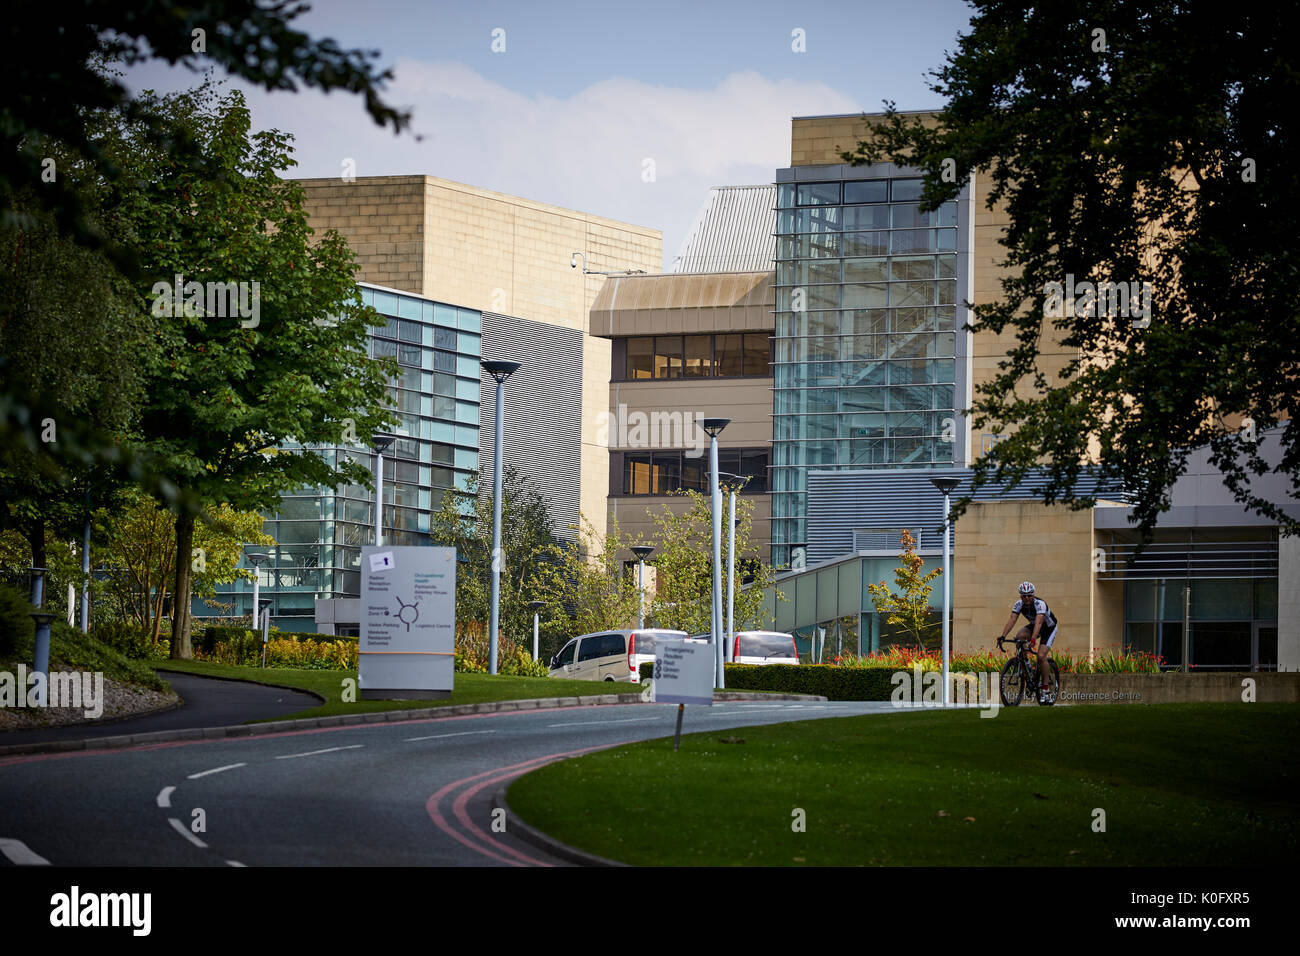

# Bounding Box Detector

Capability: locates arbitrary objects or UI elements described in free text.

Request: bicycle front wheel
[1000,658,1025,707]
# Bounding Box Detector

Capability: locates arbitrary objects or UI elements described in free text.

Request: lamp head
[631,545,655,561]
[246,551,269,567]
[481,359,521,382]
[372,432,397,454]
[701,417,731,438]
[930,476,961,495]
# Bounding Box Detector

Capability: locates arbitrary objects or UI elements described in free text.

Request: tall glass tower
[770,169,970,567]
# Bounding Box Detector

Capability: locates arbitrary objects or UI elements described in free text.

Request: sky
[124,0,976,271]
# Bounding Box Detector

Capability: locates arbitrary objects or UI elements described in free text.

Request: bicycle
[996,635,1061,706]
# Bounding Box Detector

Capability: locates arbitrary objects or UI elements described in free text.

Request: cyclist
[998,581,1059,703]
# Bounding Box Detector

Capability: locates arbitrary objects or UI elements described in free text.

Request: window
[684,335,713,377]
[797,182,841,205]
[621,450,769,495]
[654,336,683,379]
[716,334,744,377]
[626,337,653,379]
[743,333,769,376]
[843,180,888,204]
[433,326,457,350]
[622,333,769,380]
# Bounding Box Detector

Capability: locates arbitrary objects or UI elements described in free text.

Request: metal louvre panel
[806,468,1125,565]
[479,313,583,540]
[672,185,777,273]
[1098,543,1279,580]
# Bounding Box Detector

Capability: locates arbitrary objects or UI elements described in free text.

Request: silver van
[549,628,689,682]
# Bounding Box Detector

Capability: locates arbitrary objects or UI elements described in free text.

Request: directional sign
[652,642,714,707]
[360,546,456,699]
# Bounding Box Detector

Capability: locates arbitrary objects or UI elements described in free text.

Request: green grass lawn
[155,659,641,721]
[506,703,1300,866]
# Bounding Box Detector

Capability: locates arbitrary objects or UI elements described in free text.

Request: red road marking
[426,744,625,867]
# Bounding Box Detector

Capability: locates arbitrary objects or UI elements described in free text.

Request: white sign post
[360,546,456,699]
[652,642,714,751]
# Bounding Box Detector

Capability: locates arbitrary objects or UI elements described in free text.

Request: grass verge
[506,703,1300,866]
[155,659,641,721]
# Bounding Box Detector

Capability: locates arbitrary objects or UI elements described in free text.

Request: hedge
[194,627,358,655]
[638,661,996,701]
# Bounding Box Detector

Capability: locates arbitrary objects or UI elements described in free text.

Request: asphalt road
[0,671,321,748]
[0,699,895,867]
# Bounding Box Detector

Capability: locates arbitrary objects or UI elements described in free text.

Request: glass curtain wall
[771,176,960,566]
[207,285,483,630]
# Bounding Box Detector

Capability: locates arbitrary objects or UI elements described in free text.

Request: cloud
[221,61,860,269]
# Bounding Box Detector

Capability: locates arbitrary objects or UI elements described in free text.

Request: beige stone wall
[298,174,663,548]
[953,500,1097,657]
[298,176,429,293]
[790,112,940,167]
[299,175,661,326]
[791,115,875,168]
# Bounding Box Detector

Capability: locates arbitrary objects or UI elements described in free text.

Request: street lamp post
[717,473,751,664]
[372,433,396,547]
[528,600,545,662]
[246,551,268,646]
[259,598,273,669]
[29,611,56,706]
[630,545,655,630]
[930,477,961,706]
[702,418,730,688]
[482,359,521,675]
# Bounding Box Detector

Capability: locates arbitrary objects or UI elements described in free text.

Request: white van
[731,630,800,665]
[549,629,689,683]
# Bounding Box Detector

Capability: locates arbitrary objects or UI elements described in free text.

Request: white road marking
[0,838,50,866]
[547,717,661,727]
[275,745,363,760]
[404,730,497,742]
[226,860,246,868]
[168,817,208,849]
[187,763,246,780]
[156,786,176,808]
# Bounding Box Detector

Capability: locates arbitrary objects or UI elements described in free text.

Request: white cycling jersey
[1012,596,1059,643]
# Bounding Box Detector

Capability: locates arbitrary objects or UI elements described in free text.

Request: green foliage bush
[50,622,169,691]
[0,583,36,659]
[94,620,170,661]
[196,633,358,670]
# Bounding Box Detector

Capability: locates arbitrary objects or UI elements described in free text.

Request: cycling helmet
[1018,581,1036,595]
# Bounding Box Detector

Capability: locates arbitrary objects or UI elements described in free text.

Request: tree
[531,515,642,652]
[841,3,1300,540]
[0,182,151,590]
[2,2,411,480]
[97,494,274,642]
[867,530,942,653]
[647,489,780,636]
[429,466,558,652]
[92,82,395,658]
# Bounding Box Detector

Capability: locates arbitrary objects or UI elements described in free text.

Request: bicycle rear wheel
[999,659,1025,707]
[1041,660,1061,706]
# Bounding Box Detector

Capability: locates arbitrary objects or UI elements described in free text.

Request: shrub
[195,633,358,670]
[0,583,36,659]
[454,626,546,675]
[94,620,166,660]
